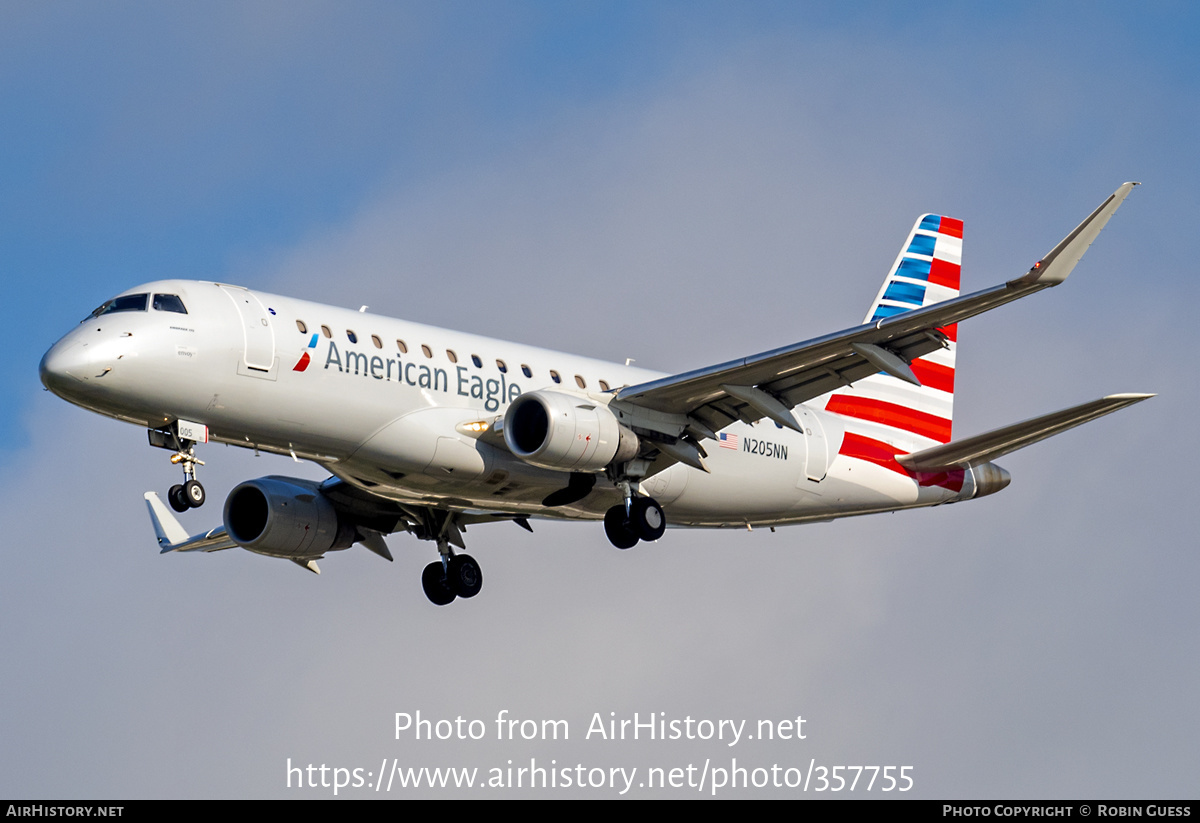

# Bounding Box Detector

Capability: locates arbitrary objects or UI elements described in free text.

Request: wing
[614,183,1139,436]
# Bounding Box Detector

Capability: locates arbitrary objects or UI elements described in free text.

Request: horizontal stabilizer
[144,492,237,553]
[896,393,1154,471]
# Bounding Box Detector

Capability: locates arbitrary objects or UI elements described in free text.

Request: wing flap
[896,393,1154,471]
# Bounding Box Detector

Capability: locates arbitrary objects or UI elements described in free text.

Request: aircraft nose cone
[39,338,91,397]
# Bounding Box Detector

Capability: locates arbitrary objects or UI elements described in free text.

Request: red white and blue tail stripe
[822,214,963,485]
[863,214,963,326]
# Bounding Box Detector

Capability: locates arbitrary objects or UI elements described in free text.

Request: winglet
[145,491,190,550]
[1009,182,1139,288]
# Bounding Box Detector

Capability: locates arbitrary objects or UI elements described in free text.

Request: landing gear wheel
[447,554,483,598]
[630,497,665,541]
[604,505,639,549]
[421,561,457,606]
[168,484,189,513]
[183,479,206,508]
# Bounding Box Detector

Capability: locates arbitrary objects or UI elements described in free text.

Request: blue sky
[2,2,1198,798]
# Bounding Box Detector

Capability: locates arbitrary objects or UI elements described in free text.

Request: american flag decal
[718,432,739,450]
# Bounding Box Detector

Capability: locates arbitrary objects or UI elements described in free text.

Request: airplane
[39,182,1152,605]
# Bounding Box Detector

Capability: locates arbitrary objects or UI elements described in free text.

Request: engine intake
[502,391,638,472]
[223,476,355,559]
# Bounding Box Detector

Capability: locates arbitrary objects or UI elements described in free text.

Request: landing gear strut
[148,425,207,513]
[411,509,484,605]
[167,445,206,512]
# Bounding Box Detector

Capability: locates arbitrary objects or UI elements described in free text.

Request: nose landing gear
[166,446,206,512]
[148,423,208,513]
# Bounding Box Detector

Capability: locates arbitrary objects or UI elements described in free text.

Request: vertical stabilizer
[824,214,961,454]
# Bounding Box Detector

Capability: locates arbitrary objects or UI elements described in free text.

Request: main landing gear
[422,553,483,606]
[604,495,665,549]
[408,509,484,606]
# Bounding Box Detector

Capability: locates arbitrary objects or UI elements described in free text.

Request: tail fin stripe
[837,432,965,491]
[934,233,963,261]
[871,304,911,319]
[882,281,927,304]
[937,216,964,237]
[910,359,955,394]
[896,258,933,280]
[826,395,953,443]
[907,234,939,256]
[846,378,953,419]
[928,258,960,289]
[839,431,910,476]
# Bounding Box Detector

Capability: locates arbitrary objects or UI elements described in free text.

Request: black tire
[421,561,456,606]
[168,484,189,513]
[604,505,639,549]
[184,479,206,508]
[447,554,483,598]
[630,497,666,542]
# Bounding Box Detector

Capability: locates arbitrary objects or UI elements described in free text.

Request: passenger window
[575,375,586,389]
[397,339,408,354]
[421,345,433,358]
[521,364,532,378]
[346,330,358,344]
[296,320,307,333]
[599,380,611,392]
[496,359,507,373]
[152,294,187,314]
[321,325,332,339]
[446,349,458,364]
[550,370,561,384]
[471,354,482,368]
[371,334,382,349]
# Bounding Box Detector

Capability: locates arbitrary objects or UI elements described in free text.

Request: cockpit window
[152,294,187,314]
[89,293,148,319]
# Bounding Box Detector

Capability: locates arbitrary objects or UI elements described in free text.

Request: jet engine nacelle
[223,476,356,559]
[502,390,639,472]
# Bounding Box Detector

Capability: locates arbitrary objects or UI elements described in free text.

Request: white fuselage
[41,279,974,529]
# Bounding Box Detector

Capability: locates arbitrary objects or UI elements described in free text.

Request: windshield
[88,293,149,319]
[152,294,187,314]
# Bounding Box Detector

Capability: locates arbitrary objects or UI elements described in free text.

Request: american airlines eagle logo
[293,334,319,372]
